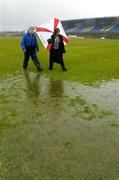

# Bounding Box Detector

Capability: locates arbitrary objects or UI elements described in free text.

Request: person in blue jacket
[21,27,43,71]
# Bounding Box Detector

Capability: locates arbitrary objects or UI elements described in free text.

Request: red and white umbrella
[35,18,68,50]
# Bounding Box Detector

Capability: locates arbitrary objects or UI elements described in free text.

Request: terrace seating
[63,25,73,32]
[100,24,114,32]
[110,24,119,32]
[82,26,95,32]
[73,25,86,32]
[91,25,102,32]
[62,17,119,36]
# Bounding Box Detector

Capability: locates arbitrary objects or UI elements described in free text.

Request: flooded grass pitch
[0,37,119,179]
[0,71,119,179]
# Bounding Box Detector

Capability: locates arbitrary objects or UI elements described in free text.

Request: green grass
[0,36,119,83]
[0,36,119,179]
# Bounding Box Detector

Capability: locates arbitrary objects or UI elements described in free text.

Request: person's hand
[47,38,51,44]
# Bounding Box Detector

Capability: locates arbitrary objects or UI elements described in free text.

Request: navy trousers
[23,47,41,70]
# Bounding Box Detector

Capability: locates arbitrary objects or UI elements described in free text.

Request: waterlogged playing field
[0,37,119,179]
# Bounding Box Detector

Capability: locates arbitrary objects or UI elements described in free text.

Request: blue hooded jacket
[21,32,39,51]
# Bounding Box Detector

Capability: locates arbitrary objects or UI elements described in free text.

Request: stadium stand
[91,25,103,32]
[62,17,119,39]
[110,24,119,32]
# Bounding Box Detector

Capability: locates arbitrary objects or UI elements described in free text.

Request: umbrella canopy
[35,18,68,50]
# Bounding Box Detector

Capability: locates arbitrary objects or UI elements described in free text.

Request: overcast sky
[0,0,119,31]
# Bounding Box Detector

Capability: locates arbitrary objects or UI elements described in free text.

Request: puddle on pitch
[0,71,119,122]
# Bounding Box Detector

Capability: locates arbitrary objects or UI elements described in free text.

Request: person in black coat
[47,28,67,71]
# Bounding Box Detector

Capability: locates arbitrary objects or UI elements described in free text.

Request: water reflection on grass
[0,73,119,179]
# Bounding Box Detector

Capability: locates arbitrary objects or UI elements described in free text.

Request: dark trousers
[23,48,41,70]
[49,49,66,70]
